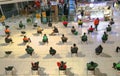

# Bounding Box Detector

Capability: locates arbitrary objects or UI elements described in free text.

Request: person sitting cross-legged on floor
[23,36,31,43]
[95,45,103,55]
[49,47,56,56]
[31,61,39,70]
[88,25,94,34]
[87,61,98,71]
[71,26,76,34]
[57,61,67,71]
[4,27,10,35]
[113,62,120,70]
[19,21,25,29]
[106,24,111,32]
[25,45,34,56]
[42,34,48,43]
[71,44,78,56]
[48,21,52,27]
[109,18,114,25]
[50,26,59,35]
[81,33,88,43]
[116,46,120,53]
[102,32,108,43]
[78,19,83,27]
[61,34,68,43]
[33,23,38,28]
[5,35,14,43]
[37,26,43,35]
[71,26,78,35]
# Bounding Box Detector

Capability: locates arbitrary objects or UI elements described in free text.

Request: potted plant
[63,21,68,27]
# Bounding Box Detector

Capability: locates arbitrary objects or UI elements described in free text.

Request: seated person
[87,61,98,71]
[81,33,88,42]
[113,62,120,70]
[4,27,10,35]
[106,25,111,32]
[37,26,43,34]
[2,22,6,26]
[42,34,48,43]
[61,34,68,43]
[23,36,31,43]
[19,21,25,29]
[57,61,67,70]
[78,19,83,27]
[88,25,94,34]
[49,47,56,56]
[95,45,103,55]
[63,21,68,27]
[31,61,39,70]
[109,18,114,25]
[71,26,76,34]
[25,45,34,55]
[116,46,120,53]
[5,66,14,71]
[5,35,13,43]
[33,23,38,27]
[48,21,52,27]
[102,32,108,43]
[50,26,59,35]
[71,44,78,54]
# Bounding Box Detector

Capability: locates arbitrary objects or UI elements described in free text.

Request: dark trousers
[95,25,98,31]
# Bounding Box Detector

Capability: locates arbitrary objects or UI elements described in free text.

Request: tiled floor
[0,8,120,76]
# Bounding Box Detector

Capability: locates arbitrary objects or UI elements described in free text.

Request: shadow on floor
[0,43,9,46]
[19,53,39,58]
[16,28,21,30]
[39,67,49,76]
[110,31,117,35]
[100,52,111,58]
[67,32,81,36]
[66,26,72,28]
[3,53,15,58]
[31,53,40,58]
[17,42,26,46]
[43,54,62,59]
[81,25,89,28]
[32,33,40,36]
[66,52,85,57]
[95,68,107,76]
[105,40,115,44]
[91,32,98,35]
[78,41,94,44]
[56,41,73,45]
[19,53,30,58]
[66,68,79,76]
[39,41,46,45]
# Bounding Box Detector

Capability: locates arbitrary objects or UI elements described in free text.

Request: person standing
[94,18,99,31]
[81,9,84,19]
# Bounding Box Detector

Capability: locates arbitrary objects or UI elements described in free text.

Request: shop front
[76,2,113,21]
